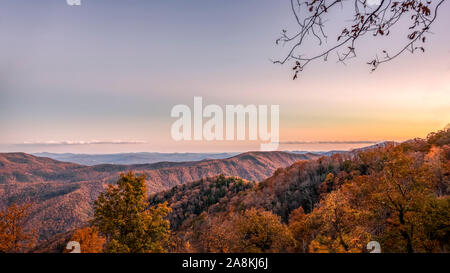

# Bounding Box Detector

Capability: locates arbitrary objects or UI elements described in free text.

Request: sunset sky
[0,0,449,153]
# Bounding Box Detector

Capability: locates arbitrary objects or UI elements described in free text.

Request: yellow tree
[92,172,172,253]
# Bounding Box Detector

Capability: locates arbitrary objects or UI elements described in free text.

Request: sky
[0,0,449,153]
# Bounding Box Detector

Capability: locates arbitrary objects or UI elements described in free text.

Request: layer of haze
[0,0,449,153]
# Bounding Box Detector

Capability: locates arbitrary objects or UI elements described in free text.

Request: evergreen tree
[92,172,171,253]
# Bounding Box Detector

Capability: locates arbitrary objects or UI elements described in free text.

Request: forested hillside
[151,127,450,253]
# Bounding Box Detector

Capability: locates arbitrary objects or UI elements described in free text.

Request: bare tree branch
[274,0,446,79]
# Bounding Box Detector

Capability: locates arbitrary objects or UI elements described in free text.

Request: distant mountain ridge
[33,152,239,166]
[0,151,318,241]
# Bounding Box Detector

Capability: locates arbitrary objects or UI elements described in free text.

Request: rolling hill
[0,151,318,241]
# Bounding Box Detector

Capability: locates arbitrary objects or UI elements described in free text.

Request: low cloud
[16,140,146,146]
[279,140,379,145]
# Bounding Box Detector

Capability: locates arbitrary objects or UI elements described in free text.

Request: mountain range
[32,152,239,166]
[0,151,318,241]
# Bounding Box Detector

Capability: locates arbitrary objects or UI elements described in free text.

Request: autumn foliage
[153,126,450,253]
[287,128,450,253]
[0,203,36,253]
[65,227,105,253]
[187,208,295,253]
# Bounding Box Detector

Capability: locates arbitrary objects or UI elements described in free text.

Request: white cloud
[279,141,379,145]
[16,140,146,146]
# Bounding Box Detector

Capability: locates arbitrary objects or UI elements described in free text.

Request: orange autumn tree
[288,207,314,253]
[194,208,295,253]
[289,186,372,253]
[0,203,36,253]
[65,227,105,253]
[231,208,295,253]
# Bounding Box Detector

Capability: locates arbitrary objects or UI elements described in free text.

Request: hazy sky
[0,0,449,153]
